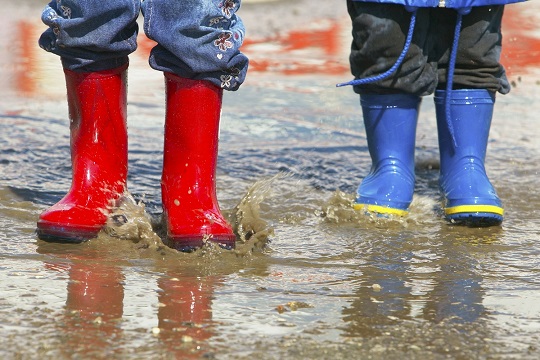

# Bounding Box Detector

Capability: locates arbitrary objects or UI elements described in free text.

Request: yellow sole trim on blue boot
[353,203,409,217]
[445,205,504,216]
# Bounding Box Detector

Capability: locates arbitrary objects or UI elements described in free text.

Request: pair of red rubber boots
[37,65,236,251]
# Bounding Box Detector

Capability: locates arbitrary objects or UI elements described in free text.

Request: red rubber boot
[37,65,128,242]
[162,73,236,252]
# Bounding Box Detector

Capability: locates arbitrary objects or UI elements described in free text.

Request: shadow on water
[1,0,540,359]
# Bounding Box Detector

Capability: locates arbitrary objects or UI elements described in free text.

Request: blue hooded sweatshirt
[352,0,526,7]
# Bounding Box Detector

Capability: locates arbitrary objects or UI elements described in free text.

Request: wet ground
[1,0,540,359]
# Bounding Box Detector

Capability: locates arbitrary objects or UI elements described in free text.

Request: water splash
[99,174,279,257]
[228,174,282,256]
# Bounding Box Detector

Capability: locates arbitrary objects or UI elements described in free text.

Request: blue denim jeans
[39,0,248,90]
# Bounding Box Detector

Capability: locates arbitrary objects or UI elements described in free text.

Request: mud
[1,0,540,359]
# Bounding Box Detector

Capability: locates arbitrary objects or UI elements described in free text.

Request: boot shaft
[163,73,223,183]
[360,93,420,171]
[161,73,234,249]
[355,93,421,213]
[433,89,503,225]
[434,89,495,169]
[37,65,130,242]
[64,65,129,191]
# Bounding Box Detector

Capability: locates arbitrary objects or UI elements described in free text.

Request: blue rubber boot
[434,89,504,226]
[354,93,421,216]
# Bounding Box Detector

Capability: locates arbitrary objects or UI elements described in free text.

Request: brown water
[1,1,540,359]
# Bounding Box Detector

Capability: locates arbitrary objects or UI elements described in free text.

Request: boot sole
[36,221,102,243]
[445,205,504,227]
[164,234,236,253]
[353,203,409,217]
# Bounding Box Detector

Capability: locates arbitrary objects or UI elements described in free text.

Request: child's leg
[433,6,507,226]
[141,0,248,90]
[39,0,140,72]
[37,1,140,241]
[141,0,249,250]
[37,65,129,242]
[347,1,435,215]
[434,90,503,226]
[161,73,236,252]
[347,1,437,96]
[432,6,509,95]
[355,93,420,216]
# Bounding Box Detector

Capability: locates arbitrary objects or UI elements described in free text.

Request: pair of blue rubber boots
[355,89,504,226]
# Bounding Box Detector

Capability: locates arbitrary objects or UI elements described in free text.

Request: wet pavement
[1,0,540,359]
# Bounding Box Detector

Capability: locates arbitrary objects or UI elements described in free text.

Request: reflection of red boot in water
[162,73,236,252]
[157,275,215,357]
[49,261,124,356]
[37,65,128,242]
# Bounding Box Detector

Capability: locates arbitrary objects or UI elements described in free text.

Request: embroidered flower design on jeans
[209,16,225,27]
[220,75,233,88]
[60,5,71,18]
[214,32,233,51]
[219,0,236,18]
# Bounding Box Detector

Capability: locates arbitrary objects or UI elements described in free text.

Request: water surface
[1,1,540,359]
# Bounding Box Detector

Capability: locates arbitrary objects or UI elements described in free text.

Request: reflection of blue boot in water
[434,89,504,226]
[354,93,420,216]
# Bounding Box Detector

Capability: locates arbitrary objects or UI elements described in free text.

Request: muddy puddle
[1,0,540,359]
